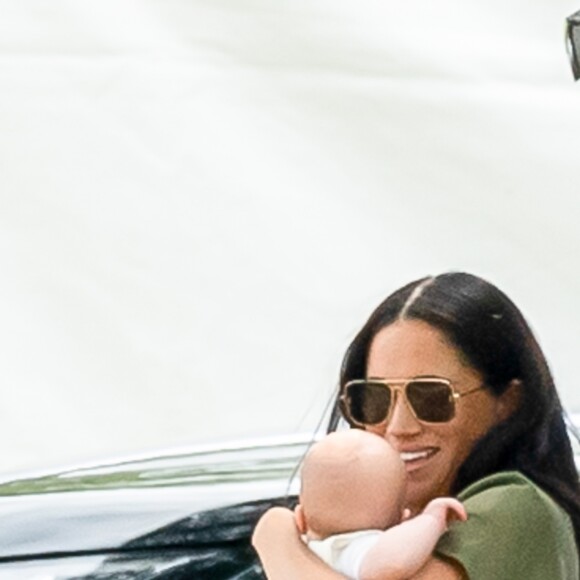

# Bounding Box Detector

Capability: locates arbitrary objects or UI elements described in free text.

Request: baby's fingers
[444,498,467,522]
[425,497,467,524]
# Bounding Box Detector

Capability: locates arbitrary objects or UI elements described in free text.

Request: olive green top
[436,471,579,579]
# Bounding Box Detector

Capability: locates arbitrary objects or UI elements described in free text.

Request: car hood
[0,436,307,559]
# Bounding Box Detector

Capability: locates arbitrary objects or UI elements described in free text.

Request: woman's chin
[405,465,453,512]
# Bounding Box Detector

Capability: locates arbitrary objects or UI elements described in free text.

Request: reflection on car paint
[0,436,308,578]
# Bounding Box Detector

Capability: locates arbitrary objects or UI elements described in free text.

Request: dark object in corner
[566,10,580,80]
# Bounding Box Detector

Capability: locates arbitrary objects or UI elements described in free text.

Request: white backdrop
[1,0,580,474]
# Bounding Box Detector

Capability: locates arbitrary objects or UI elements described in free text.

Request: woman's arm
[252,507,346,580]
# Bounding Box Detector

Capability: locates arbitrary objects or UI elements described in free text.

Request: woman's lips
[399,447,439,472]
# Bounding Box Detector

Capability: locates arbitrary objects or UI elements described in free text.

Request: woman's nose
[385,391,422,437]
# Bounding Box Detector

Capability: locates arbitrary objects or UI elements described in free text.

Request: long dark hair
[328,272,580,548]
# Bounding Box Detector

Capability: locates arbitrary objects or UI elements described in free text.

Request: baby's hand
[422,497,467,529]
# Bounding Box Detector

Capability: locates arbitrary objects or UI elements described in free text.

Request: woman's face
[365,319,509,513]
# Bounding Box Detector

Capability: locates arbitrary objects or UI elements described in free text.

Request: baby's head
[295,430,406,540]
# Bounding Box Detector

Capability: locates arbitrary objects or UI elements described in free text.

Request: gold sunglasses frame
[340,377,485,426]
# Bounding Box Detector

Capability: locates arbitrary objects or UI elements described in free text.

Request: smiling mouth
[399,448,438,468]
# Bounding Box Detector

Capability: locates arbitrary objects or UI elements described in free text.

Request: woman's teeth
[400,450,433,462]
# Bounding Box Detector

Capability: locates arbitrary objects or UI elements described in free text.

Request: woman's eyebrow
[365,374,450,380]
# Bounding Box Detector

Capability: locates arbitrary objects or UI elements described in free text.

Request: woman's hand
[252,507,346,580]
[252,506,300,554]
[252,507,304,579]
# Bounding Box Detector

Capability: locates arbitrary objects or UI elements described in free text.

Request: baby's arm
[358,498,466,580]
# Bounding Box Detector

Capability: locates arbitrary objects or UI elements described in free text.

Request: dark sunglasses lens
[407,381,454,422]
[346,382,391,425]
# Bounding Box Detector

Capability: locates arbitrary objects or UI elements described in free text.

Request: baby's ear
[294,504,307,534]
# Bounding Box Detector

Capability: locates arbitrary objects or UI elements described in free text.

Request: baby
[294,430,466,580]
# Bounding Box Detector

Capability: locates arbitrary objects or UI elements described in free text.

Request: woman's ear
[498,378,522,422]
[294,504,307,534]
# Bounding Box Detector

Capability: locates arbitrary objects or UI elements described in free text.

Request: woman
[253,272,580,579]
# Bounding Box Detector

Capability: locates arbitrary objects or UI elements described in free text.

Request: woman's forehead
[366,320,475,379]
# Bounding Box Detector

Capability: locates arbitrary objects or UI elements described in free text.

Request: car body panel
[0,436,307,569]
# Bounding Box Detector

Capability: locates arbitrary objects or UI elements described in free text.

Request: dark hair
[328,272,580,548]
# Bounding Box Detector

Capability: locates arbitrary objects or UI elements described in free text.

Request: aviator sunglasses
[340,377,485,426]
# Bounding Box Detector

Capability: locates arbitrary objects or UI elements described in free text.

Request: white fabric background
[1,0,579,473]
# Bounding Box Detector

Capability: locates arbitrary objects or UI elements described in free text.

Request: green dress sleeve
[435,471,578,580]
